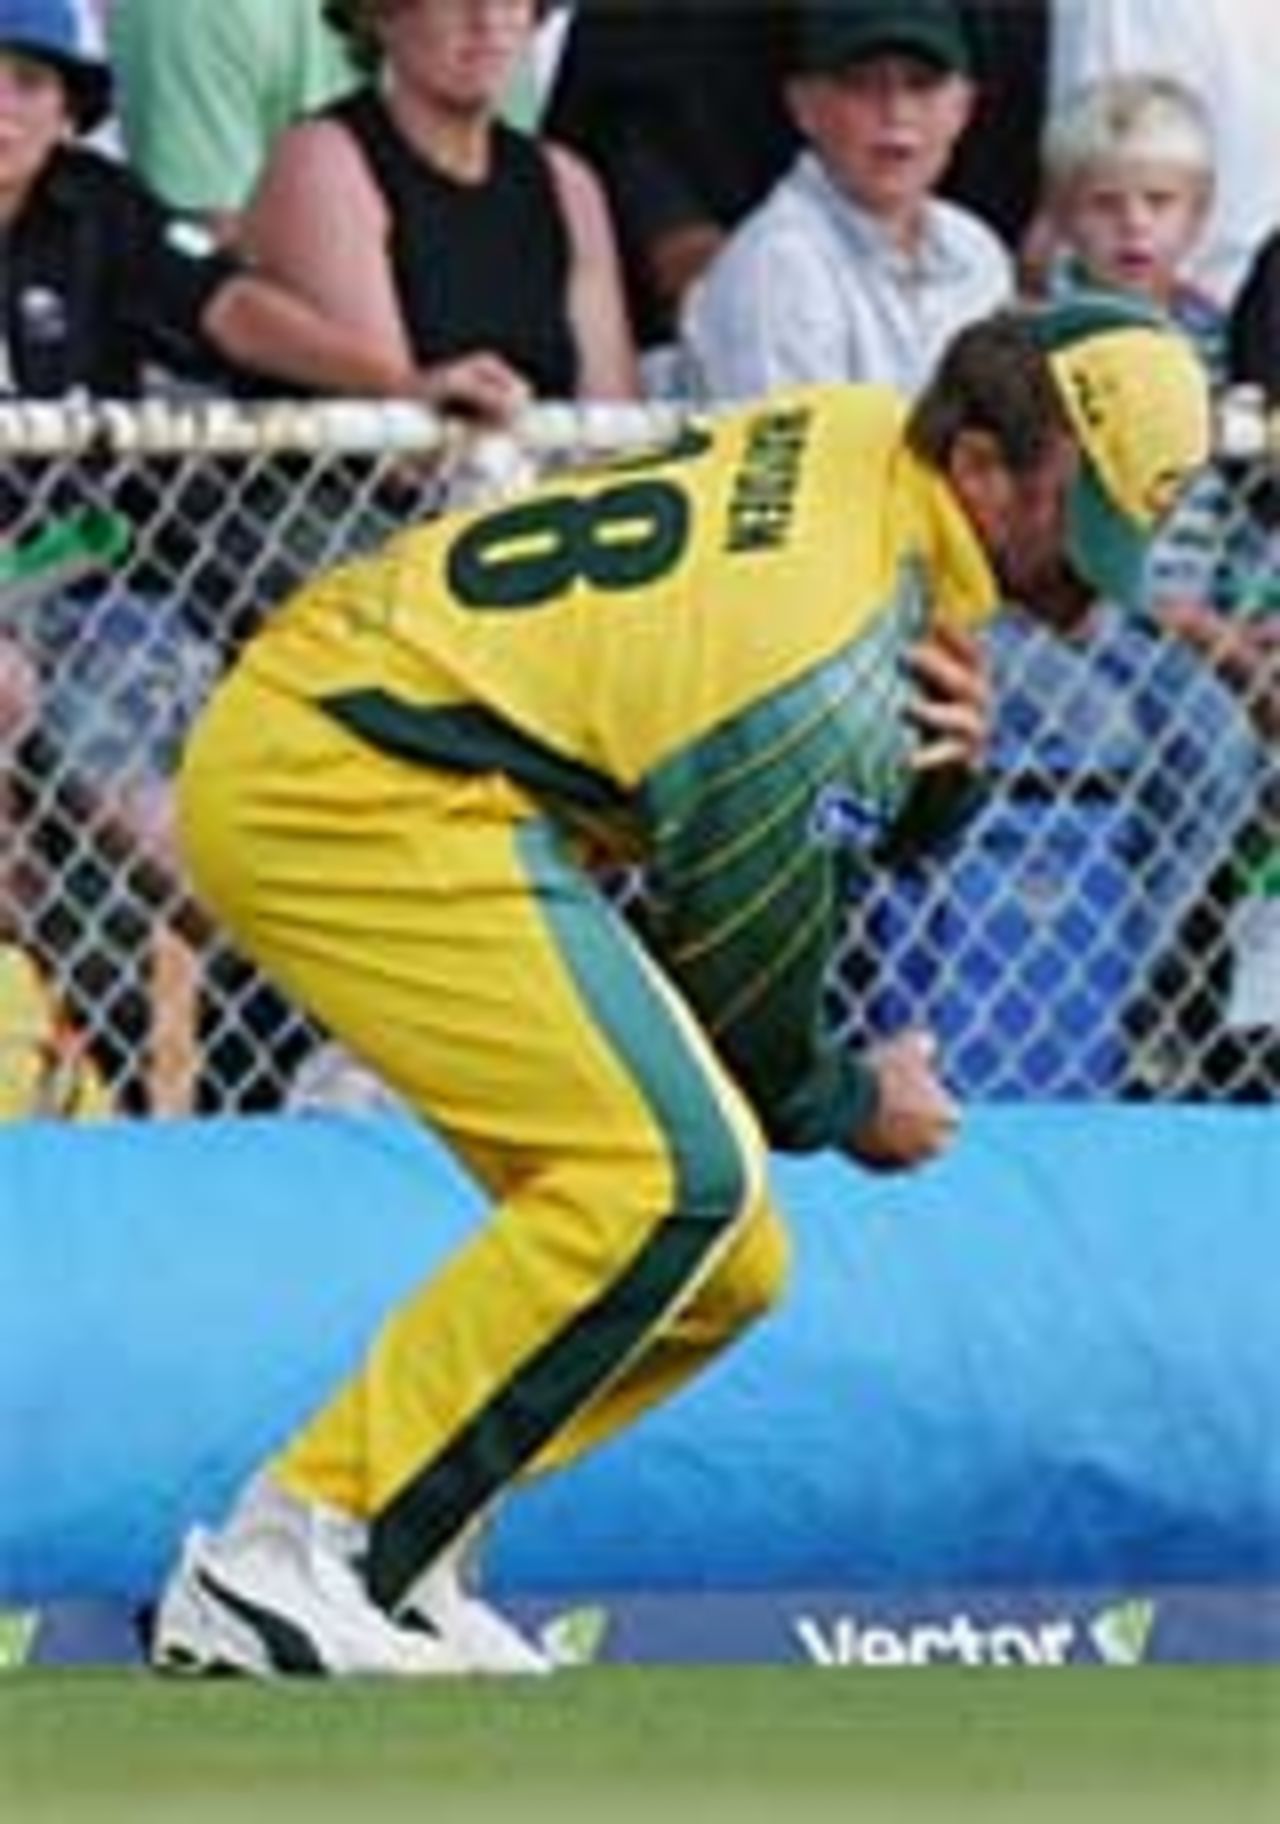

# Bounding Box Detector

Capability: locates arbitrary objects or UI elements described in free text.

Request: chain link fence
[2,395,1277,1118]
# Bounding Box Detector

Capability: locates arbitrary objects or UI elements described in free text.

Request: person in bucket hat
[0,0,110,132]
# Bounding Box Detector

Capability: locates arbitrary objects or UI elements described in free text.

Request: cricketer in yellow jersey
[151,294,1211,1677]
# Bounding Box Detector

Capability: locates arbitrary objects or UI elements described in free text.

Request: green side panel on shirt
[638,617,917,1022]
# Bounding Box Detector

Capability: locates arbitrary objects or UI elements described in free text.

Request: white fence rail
[2,397,1276,1116]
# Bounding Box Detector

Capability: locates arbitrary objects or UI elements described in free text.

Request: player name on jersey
[725,405,812,555]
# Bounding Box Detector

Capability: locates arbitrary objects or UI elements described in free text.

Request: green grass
[1,1666,1276,1824]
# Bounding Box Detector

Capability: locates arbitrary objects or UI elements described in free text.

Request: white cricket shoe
[150,1522,471,1678]
[398,1544,551,1677]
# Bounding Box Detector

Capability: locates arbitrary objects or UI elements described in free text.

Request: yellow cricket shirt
[243,386,999,1147]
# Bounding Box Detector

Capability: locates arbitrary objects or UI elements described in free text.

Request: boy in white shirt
[680,0,1012,402]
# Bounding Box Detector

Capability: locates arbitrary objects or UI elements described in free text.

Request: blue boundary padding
[0,1107,1275,1604]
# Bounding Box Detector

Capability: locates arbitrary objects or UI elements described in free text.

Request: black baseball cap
[789,0,974,79]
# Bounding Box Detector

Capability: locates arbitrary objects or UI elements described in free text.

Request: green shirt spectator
[108,0,360,237]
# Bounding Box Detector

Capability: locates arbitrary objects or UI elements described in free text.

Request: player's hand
[906,626,991,774]
[845,1029,960,1173]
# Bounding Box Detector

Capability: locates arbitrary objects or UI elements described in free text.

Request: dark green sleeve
[743,1021,880,1153]
[719,768,988,1147]
[635,648,925,1153]
[639,812,878,1155]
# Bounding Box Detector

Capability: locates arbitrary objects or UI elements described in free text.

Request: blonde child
[1040,73,1223,374]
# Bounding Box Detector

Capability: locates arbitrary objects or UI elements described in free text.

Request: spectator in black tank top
[241,0,638,418]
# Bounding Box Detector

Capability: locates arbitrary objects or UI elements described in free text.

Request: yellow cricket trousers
[178,671,790,1611]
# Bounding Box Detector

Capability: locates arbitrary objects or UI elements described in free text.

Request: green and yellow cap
[1029,293,1212,608]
